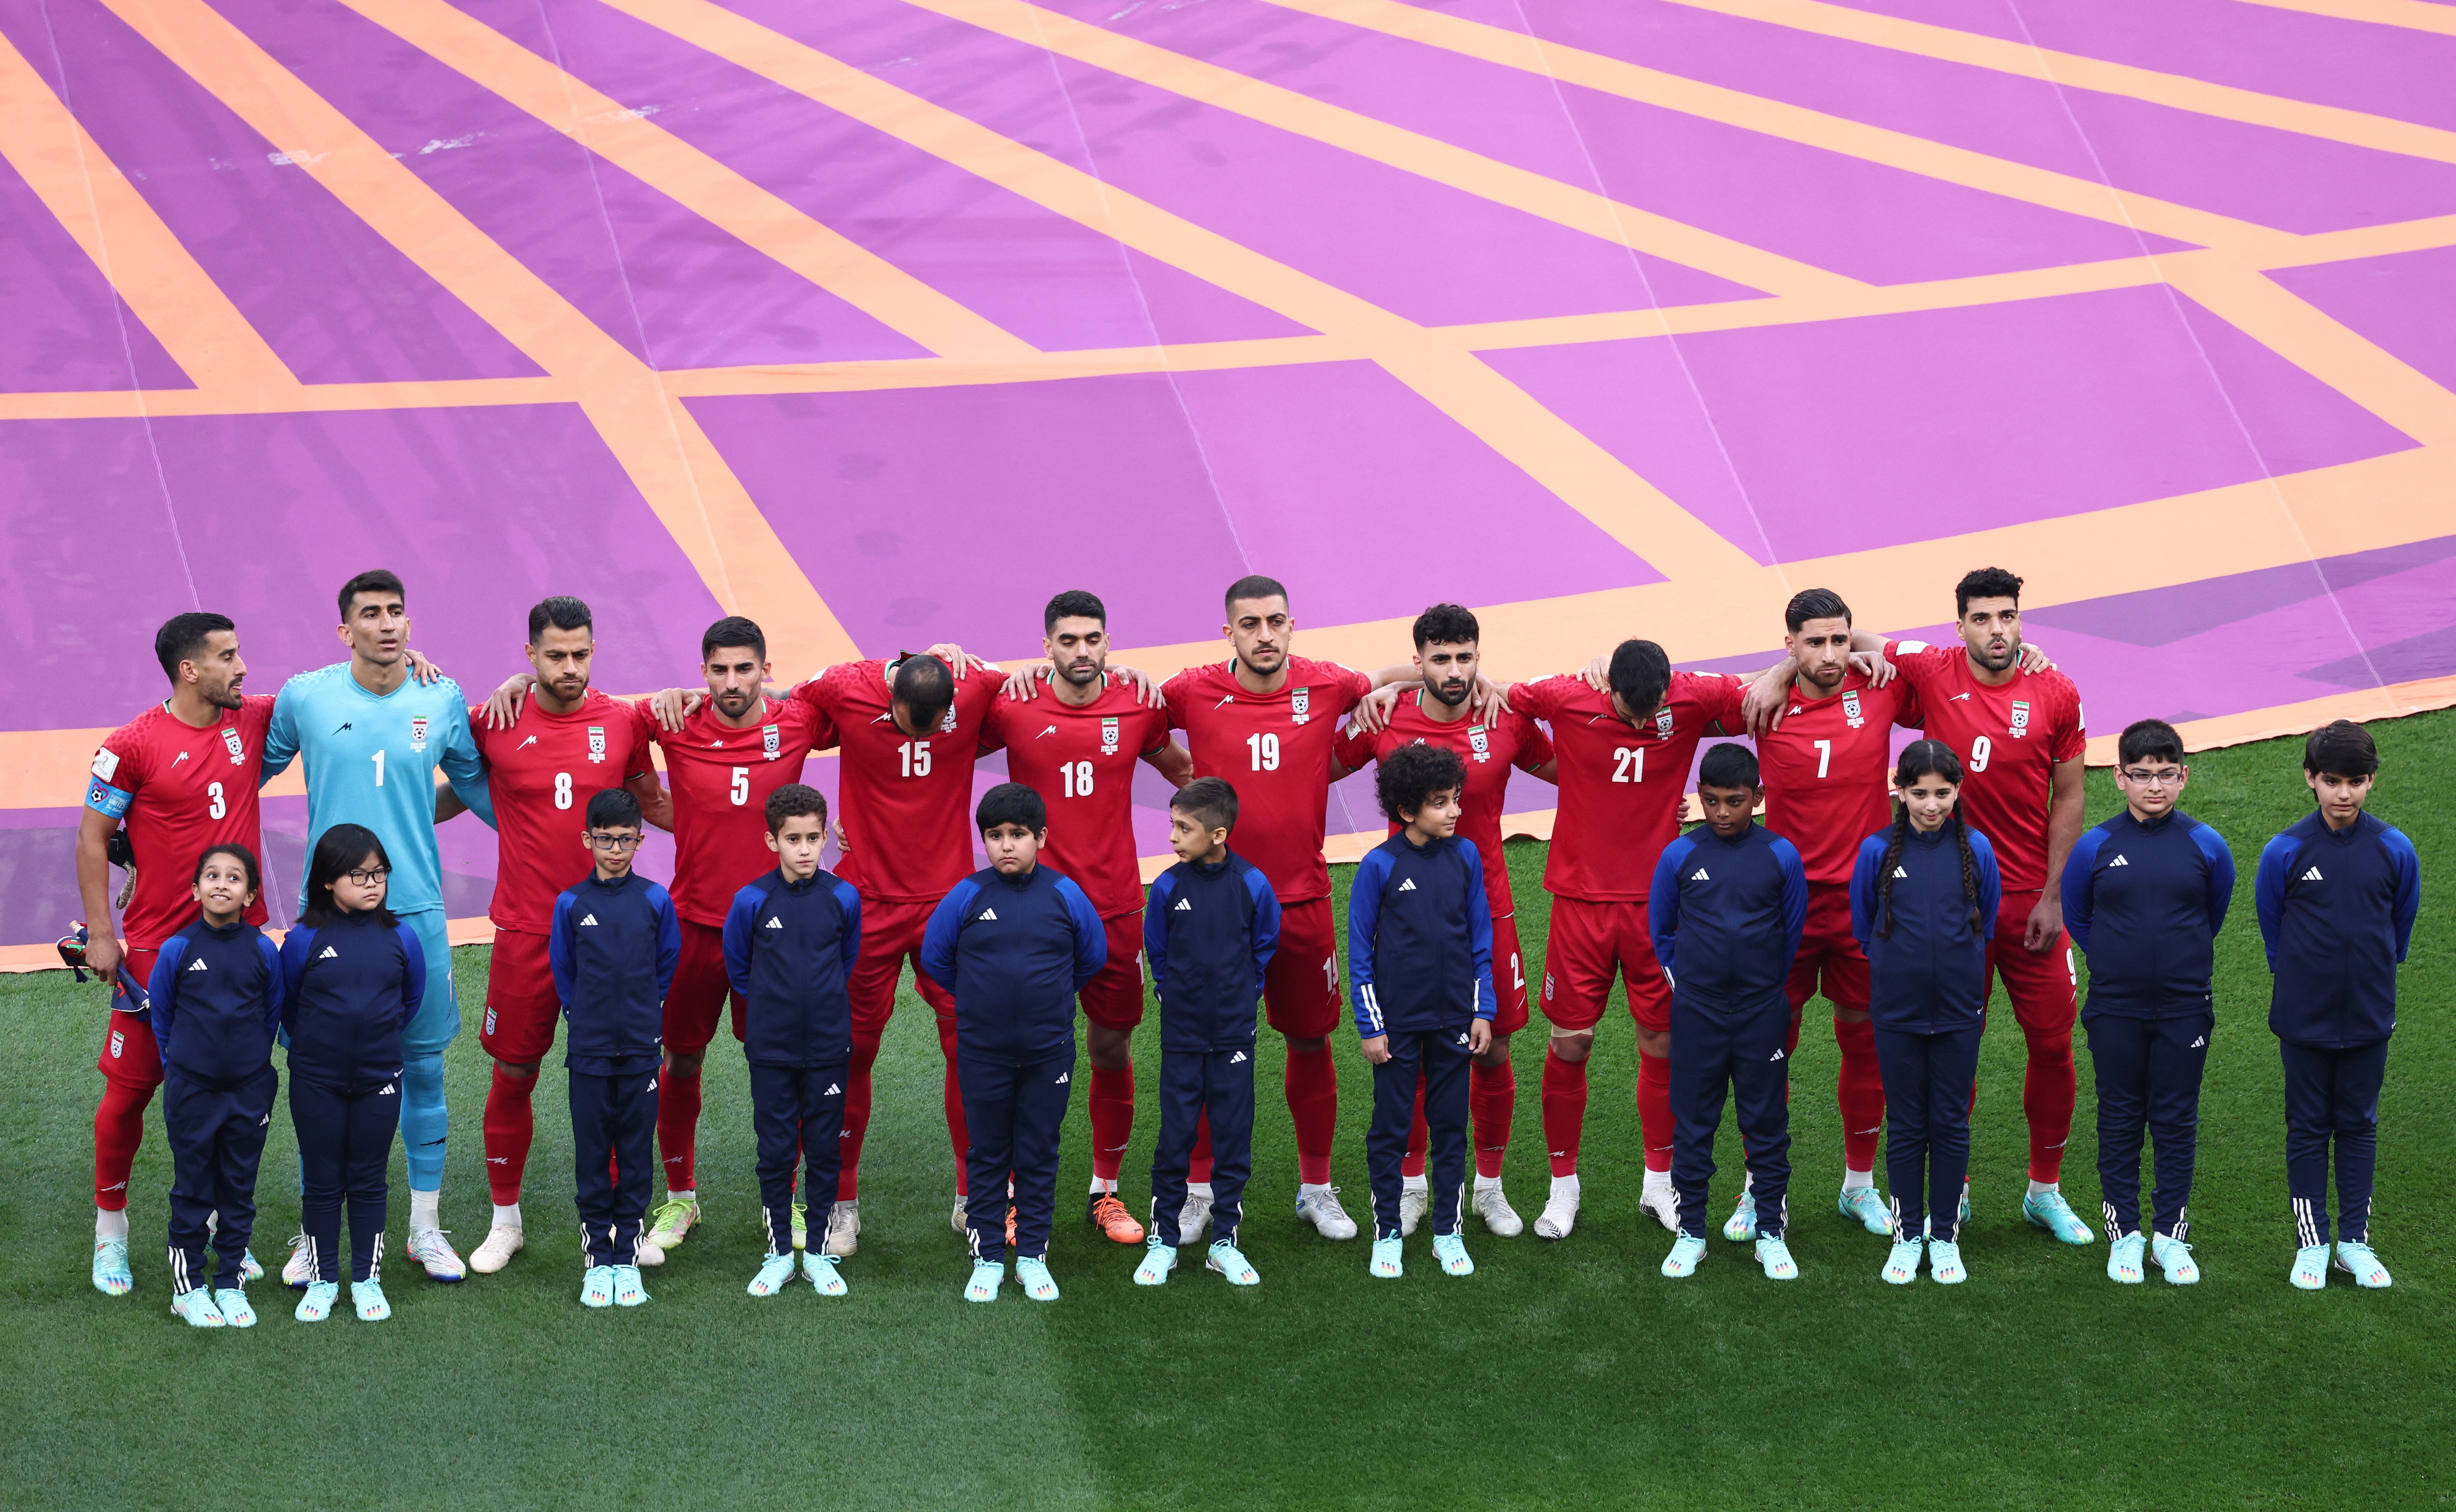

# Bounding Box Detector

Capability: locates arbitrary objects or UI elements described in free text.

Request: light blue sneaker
[2334,1241,2392,1289]
[1722,1192,1757,1242]
[2289,1244,2329,1290]
[1015,1256,1060,1302]
[1882,1234,1924,1285]
[611,1266,650,1307]
[1370,1233,1404,1279]
[802,1252,847,1297]
[748,1252,797,1297]
[2106,1231,2146,1284]
[1661,1233,1708,1278]
[295,1281,340,1322]
[1205,1239,1259,1286]
[1134,1238,1177,1286]
[965,1259,1003,1302]
[581,1265,616,1308]
[92,1237,133,1297]
[1432,1231,1475,1277]
[169,1288,227,1328]
[2023,1189,2093,1245]
[350,1279,391,1321]
[2151,1233,2200,1285]
[1959,1182,1971,1228]
[1839,1185,1890,1236]
[239,1250,265,1284]
[213,1287,257,1327]
[1754,1236,1798,1280]
[1928,1239,1967,1284]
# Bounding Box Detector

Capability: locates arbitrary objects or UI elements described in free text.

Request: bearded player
[1334,603,1555,1237]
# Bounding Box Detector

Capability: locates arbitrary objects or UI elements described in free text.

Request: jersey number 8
[554,772,574,810]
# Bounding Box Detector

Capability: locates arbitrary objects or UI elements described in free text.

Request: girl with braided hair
[1850,741,2001,1286]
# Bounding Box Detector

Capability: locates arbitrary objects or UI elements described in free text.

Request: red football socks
[1286,1043,1338,1187]
[837,1031,880,1202]
[1189,1110,1214,1187]
[1834,1013,1886,1172]
[93,1080,151,1210]
[655,1064,701,1195]
[1471,1060,1515,1179]
[1540,1048,1586,1178]
[483,1065,537,1206]
[2023,1022,2076,1183]
[1089,1063,1134,1184]
[1638,1052,1674,1174]
[1402,1079,1429,1180]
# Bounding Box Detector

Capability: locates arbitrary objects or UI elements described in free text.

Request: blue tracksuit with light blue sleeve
[1650,822,1807,1240]
[149,919,284,1293]
[2254,809,2420,1247]
[2063,808,2234,1241]
[724,868,861,1257]
[279,910,425,1282]
[1144,850,1280,1247]
[265,663,494,1192]
[551,870,679,1268]
[1348,833,1495,1240]
[921,863,1106,1263]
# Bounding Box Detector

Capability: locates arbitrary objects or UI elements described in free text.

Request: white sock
[95,1206,129,1240]
[668,1188,697,1206]
[1188,1181,1213,1199]
[1843,1168,1874,1190]
[2027,1179,2055,1198]
[1548,1173,1580,1199]
[1738,1173,1754,1196]
[1474,1172,1503,1191]
[1298,1181,1333,1198]
[409,1188,440,1231]
[1402,1172,1429,1193]
[492,1203,523,1231]
[1089,1176,1115,1196]
[1642,1168,1672,1194]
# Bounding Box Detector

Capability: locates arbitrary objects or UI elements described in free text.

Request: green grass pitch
[4,713,2451,1509]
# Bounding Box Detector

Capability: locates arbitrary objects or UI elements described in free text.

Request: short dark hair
[1224,574,1289,615]
[2118,719,2184,768]
[585,786,642,831]
[528,596,592,644]
[701,615,766,664]
[1699,741,1760,790]
[302,822,394,928]
[766,782,828,834]
[2303,719,2378,779]
[1607,639,1672,717]
[1955,566,2024,617]
[1044,589,1107,633]
[1784,588,1851,634]
[336,569,404,621]
[1411,603,1480,651]
[154,612,234,682]
[1170,776,1238,834]
[893,653,955,729]
[976,781,1046,835]
[193,842,260,895]
[1377,741,1466,824]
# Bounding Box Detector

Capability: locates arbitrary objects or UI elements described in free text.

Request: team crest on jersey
[938,706,959,734]
[2010,699,2032,739]
[109,1030,124,1059]
[1290,687,1310,725]
[762,724,781,760]
[1100,716,1119,755]
[1654,708,1675,740]
[221,726,247,765]
[1841,690,1864,730]
[587,725,607,764]
[409,716,430,752]
[1469,725,1491,763]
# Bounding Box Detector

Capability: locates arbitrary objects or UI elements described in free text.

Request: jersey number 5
[729,767,750,806]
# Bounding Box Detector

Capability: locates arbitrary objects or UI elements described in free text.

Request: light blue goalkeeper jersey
[264,662,496,918]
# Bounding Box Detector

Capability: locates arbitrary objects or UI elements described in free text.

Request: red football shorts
[1539,896,1670,1033]
[1264,896,1342,1039]
[96,945,162,1089]
[479,927,562,1064]
[1078,910,1146,1031]
[1784,883,1870,1013]
[848,897,956,1038]
[1983,890,2077,1036]
[665,918,745,1054]
[1490,910,1530,1037]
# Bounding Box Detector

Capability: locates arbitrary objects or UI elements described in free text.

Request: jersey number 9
[1969,735,1992,773]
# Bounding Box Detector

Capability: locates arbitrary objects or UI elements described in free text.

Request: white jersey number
[370,749,386,788]
[1969,735,1993,773]
[1814,738,1832,779]
[1248,733,1281,772]
[554,772,574,810]
[729,766,750,806]
[1061,759,1094,798]
[1612,746,1644,783]
[901,740,933,778]
[207,781,226,820]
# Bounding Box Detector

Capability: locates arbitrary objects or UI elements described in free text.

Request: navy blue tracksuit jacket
[280,909,425,1283]
[2255,809,2422,1247]
[550,870,680,1268]
[1348,833,1496,1239]
[149,919,284,1293]
[922,863,1106,1263]
[1144,849,1281,1246]
[724,867,862,1255]
[1649,822,1807,1240]
[2063,808,2235,1240]
[1850,820,2002,1241]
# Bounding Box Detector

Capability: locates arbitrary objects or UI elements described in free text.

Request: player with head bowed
[263,570,494,1287]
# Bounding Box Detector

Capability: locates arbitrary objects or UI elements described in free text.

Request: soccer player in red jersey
[462,598,670,1274]
[982,590,1193,1246]
[1507,640,1745,1241]
[1334,604,1554,1238]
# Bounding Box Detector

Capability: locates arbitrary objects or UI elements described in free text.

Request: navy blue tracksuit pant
[959,1045,1072,1264]
[291,1075,400,1284]
[572,1064,656,1268]
[1150,1048,1255,1248]
[2084,1010,2212,1240]
[1670,996,1792,1240]
[2282,1038,2390,1247]
[1874,1025,1983,1243]
[165,1066,277,1293]
[750,1062,848,1256]
[1368,1028,1471,1238]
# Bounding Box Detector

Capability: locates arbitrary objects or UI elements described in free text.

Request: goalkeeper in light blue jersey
[263,569,495,1283]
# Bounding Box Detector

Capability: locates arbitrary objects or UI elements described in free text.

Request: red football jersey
[981,676,1169,918]
[654,694,837,927]
[1164,655,1372,904]
[475,690,657,933]
[1509,670,1744,902]
[1332,690,1553,918]
[1758,671,1923,887]
[83,696,277,950]
[1884,639,2086,894]
[794,660,999,905]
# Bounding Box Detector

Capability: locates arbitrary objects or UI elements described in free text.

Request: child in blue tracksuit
[921,782,1106,1304]
[1650,744,1807,1283]
[723,783,861,1299]
[149,843,283,1328]
[1349,744,1496,1283]
[1136,777,1280,1288]
[2062,718,2234,1287]
[280,822,426,1323]
[2255,720,2420,1291]
[1851,740,2000,1288]
[551,788,679,1308]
